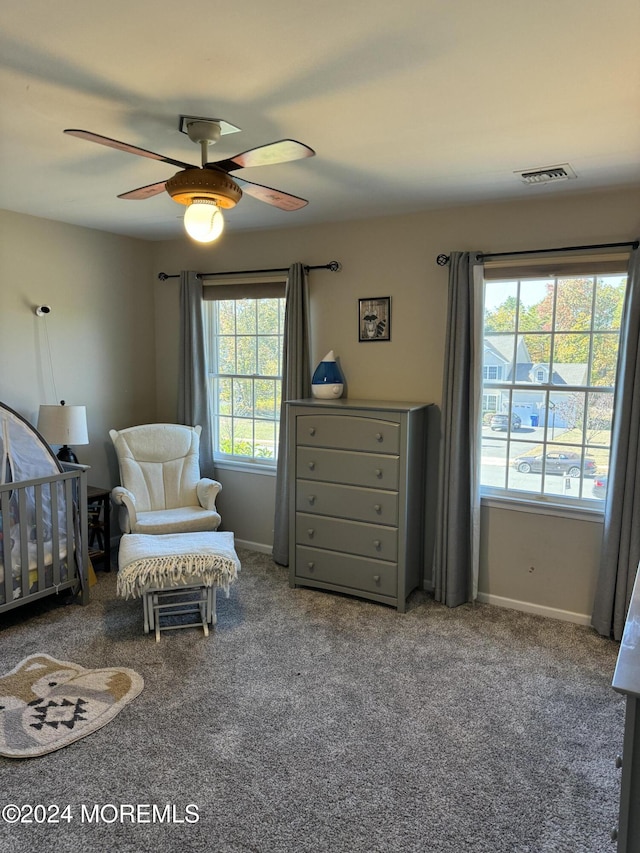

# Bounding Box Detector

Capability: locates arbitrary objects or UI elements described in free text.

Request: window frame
[203,274,287,472]
[479,254,629,515]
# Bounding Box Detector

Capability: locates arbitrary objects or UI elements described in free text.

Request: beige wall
[2,187,638,620]
[153,187,640,407]
[0,210,156,488]
[152,186,640,620]
[478,504,603,618]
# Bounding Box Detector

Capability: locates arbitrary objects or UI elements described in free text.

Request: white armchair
[109,423,222,535]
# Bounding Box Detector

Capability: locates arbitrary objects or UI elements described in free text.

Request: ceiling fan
[63,115,315,242]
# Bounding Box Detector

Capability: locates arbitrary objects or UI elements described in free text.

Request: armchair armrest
[196,478,222,511]
[111,486,137,533]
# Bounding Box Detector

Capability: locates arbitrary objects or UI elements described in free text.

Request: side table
[87,486,111,571]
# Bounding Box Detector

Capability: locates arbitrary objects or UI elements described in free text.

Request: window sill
[213,458,277,477]
[481,493,605,523]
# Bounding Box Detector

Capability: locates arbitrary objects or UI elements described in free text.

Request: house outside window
[483,365,503,380]
[483,393,499,413]
[480,263,628,508]
[204,276,286,469]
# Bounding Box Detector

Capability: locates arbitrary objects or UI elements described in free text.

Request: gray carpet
[0,549,624,852]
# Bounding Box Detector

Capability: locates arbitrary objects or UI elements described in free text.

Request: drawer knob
[373,539,381,549]
[308,495,316,505]
[374,504,382,513]
[307,528,315,538]
[308,561,315,571]
[373,574,381,583]
[375,468,383,478]
[375,432,383,442]
[309,427,316,436]
[615,755,623,769]
[308,461,315,471]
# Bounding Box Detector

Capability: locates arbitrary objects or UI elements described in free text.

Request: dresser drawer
[296,446,399,489]
[296,479,399,525]
[297,414,400,454]
[295,546,397,597]
[296,512,398,561]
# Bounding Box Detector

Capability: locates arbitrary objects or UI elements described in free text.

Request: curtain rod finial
[436,254,450,266]
[328,261,342,272]
[158,272,169,280]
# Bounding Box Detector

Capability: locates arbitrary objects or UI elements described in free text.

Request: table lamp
[37,400,89,463]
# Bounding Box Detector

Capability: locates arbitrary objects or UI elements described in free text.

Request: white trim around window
[480,255,628,511]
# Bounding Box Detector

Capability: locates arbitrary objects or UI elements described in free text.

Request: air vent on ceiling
[516,164,577,185]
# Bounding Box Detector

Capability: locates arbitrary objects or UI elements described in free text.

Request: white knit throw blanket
[117,531,240,599]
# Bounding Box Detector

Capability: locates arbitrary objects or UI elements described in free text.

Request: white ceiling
[2,0,639,241]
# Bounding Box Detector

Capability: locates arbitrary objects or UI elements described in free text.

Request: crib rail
[0,467,89,613]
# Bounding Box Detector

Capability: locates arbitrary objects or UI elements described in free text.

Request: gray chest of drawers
[612,566,640,852]
[287,398,431,612]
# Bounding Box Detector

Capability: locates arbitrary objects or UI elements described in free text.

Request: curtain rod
[435,240,639,266]
[158,261,342,280]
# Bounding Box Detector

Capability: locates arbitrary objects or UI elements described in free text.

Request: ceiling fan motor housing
[165,168,243,208]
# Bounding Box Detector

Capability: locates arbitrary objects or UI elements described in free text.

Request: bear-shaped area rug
[0,654,144,758]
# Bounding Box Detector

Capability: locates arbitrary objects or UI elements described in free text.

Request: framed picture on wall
[358,296,391,342]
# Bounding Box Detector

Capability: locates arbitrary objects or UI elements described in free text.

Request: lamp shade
[37,404,89,446]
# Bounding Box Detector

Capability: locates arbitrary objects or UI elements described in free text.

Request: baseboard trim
[476,592,591,626]
[235,538,273,555]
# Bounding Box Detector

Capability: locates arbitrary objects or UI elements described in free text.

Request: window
[483,365,503,380]
[483,393,499,413]
[204,278,285,467]
[480,265,628,508]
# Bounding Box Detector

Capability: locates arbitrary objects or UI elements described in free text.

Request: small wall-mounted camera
[35,305,52,316]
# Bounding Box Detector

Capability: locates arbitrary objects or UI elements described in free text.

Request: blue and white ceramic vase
[311,350,345,398]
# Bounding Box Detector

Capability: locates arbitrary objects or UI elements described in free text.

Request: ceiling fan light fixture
[183,199,225,243]
[165,168,240,242]
[165,168,242,208]
[64,120,315,233]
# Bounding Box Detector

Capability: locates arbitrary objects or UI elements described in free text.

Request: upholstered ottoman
[117,531,240,641]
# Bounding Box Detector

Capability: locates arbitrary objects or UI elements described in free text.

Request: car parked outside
[592,474,608,498]
[512,451,596,478]
[490,413,522,432]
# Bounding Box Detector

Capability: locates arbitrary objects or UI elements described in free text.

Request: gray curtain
[433,251,484,607]
[592,248,640,640]
[178,270,215,478]
[272,263,311,566]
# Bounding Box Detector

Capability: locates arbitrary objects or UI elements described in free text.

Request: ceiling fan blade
[212,139,315,173]
[64,129,196,170]
[234,177,308,210]
[117,181,168,200]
